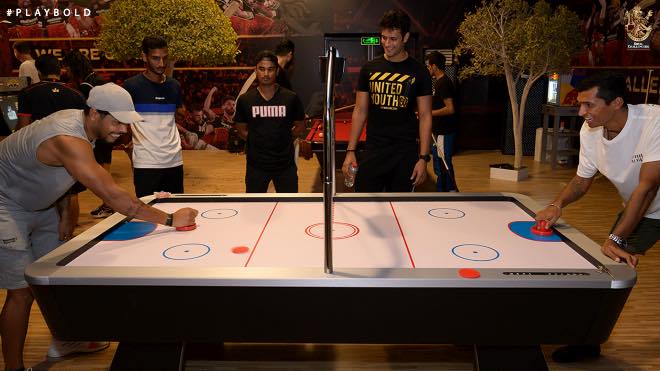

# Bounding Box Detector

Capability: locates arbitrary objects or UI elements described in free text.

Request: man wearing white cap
[0,83,198,370]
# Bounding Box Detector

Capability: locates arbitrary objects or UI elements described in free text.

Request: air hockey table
[26,193,636,371]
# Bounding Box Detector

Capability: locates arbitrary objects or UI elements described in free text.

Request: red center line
[389,202,416,268]
[244,202,279,267]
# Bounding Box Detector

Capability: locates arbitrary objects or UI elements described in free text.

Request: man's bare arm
[341,91,369,178]
[599,163,658,269]
[417,95,433,156]
[346,91,369,152]
[54,193,75,240]
[238,72,257,97]
[292,120,305,139]
[235,122,248,140]
[535,175,594,226]
[409,95,433,185]
[553,175,594,208]
[203,86,218,121]
[39,136,197,227]
[55,193,70,216]
[431,97,455,117]
[611,161,660,239]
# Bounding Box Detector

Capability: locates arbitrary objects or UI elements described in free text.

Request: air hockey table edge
[25,192,636,289]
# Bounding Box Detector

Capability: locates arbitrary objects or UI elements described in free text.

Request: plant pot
[489,163,528,181]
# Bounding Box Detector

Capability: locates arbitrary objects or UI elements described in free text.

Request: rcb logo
[625,6,653,43]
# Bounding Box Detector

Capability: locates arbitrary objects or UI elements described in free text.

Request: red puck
[176,224,197,231]
[531,221,553,236]
[231,246,250,254]
[458,268,481,279]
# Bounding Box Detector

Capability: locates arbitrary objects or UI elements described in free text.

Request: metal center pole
[323,47,338,274]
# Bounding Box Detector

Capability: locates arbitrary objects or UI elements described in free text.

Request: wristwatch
[165,213,174,227]
[608,233,628,248]
[419,154,431,162]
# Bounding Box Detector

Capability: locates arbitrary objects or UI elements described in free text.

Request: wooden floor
[2,150,658,370]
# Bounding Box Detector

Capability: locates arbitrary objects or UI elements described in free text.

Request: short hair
[255,50,279,66]
[274,39,295,56]
[575,72,627,104]
[425,51,446,70]
[12,41,31,55]
[221,95,235,105]
[142,36,168,54]
[62,49,94,80]
[379,9,411,36]
[35,54,61,77]
[175,107,187,118]
[189,102,204,112]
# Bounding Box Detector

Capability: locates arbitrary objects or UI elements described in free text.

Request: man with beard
[123,36,184,198]
[188,103,215,140]
[0,83,198,370]
[204,87,241,151]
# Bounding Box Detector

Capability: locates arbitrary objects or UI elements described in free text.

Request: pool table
[299,111,367,167]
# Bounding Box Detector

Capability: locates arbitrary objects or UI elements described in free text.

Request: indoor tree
[98,0,239,66]
[456,0,582,170]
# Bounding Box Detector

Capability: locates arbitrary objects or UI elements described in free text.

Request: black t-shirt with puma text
[235,86,304,171]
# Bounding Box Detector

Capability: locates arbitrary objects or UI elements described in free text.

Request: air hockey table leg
[110,342,186,371]
[473,345,548,371]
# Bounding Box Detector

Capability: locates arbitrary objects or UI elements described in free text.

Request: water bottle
[344,162,358,188]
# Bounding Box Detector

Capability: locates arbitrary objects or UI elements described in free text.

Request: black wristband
[165,213,173,227]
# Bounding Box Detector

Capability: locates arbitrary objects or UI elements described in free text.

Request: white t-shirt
[122,74,183,169]
[18,60,40,84]
[577,104,660,219]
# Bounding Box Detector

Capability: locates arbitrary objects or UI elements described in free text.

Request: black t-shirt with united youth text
[234,86,304,171]
[431,75,457,136]
[357,56,432,151]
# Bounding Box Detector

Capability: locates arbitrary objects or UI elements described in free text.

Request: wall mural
[574,0,660,67]
[2,0,660,134]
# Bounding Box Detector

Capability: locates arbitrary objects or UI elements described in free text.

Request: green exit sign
[360,36,380,46]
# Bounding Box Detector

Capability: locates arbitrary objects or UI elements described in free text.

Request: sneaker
[90,204,114,218]
[47,340,110,358]
[551,344,601,363]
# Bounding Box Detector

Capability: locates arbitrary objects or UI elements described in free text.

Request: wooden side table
[540,104,582,169]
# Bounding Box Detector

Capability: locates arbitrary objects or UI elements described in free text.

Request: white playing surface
[68,201,594,269]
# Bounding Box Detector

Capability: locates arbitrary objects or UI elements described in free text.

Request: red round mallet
[176,224,197,231]
[531,220,553,236]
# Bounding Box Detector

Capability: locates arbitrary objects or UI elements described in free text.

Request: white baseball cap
[87,83,143,124]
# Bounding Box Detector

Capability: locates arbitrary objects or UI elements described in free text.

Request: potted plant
[456,0,581,180]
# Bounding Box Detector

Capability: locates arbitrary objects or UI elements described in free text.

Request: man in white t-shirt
[12,42,39,85]
[122,36,184,198]
[535,71,660,363]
